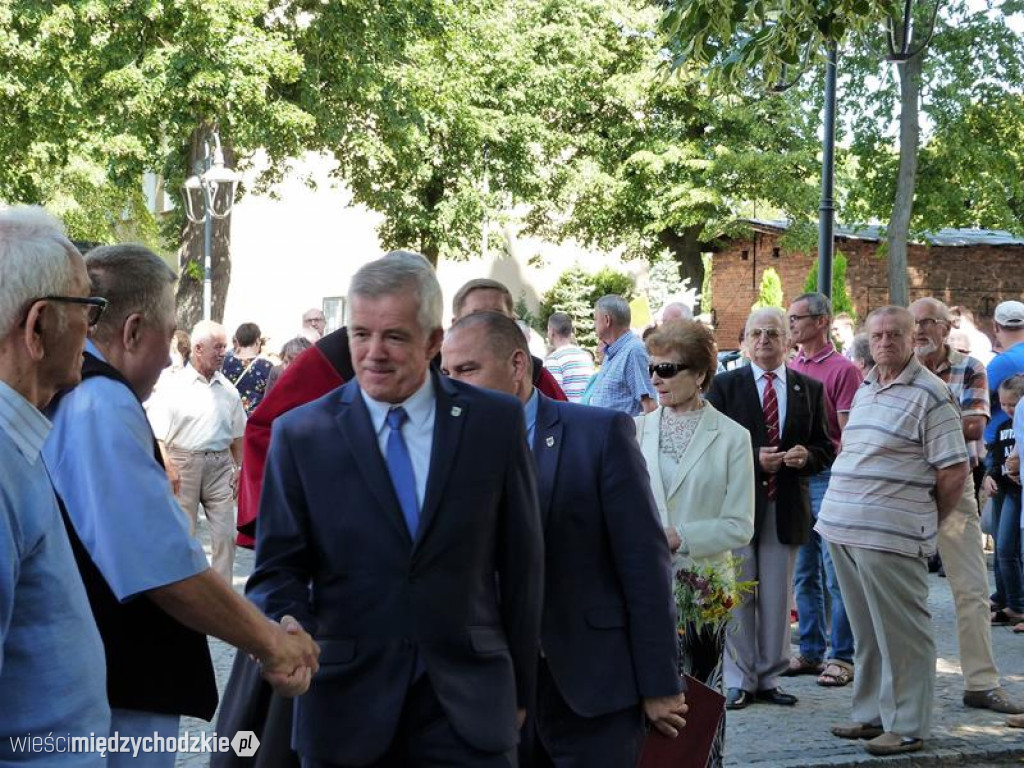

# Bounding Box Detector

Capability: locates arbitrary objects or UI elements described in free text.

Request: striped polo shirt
[815,355,968,558]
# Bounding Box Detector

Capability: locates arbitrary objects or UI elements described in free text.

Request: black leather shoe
[755,687,798,706]
[725,688,751,710]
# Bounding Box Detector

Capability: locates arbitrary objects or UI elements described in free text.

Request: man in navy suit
[442,311,686,768]
[247,254,545,767]
[705,307,835,711]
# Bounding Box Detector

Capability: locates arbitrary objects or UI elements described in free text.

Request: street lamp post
[181,130,241,321]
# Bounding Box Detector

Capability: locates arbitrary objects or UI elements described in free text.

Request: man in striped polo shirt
[818,306,969,757]
[544,312,594,403]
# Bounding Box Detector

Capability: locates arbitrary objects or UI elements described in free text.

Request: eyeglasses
[788,313,821,323]
[649,362,690,379]
[913,318,944,329]
[20,296,109,329]
[748,328,783,340]
[21,296,108,328]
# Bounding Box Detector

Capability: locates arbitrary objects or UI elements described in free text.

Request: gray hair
[999,374,1024,400]
[85,244,177,343]
[850,333,873,368]
[349,250,442,334]
[0,206,82,337]
[865,305,914,336]
[661,302,693,322]
[908,297,952,324]
[792,292,832,319]
[595,295,631,329]
[548,312,573,338]
[746,307,789,339]
[190,320,226,348]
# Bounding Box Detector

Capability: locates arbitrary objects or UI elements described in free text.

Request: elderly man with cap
[984,300,1024,626]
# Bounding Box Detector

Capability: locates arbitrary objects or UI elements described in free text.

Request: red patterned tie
[762,371,779,501]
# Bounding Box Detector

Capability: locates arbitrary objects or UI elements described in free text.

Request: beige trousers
[169,447,236,584]
[829,542,934,739]
[936,480,1000,691]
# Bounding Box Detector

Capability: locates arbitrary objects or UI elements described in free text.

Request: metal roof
[738,218,1024,247]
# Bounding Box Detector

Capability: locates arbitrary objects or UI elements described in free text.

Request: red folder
[636,675,726,768]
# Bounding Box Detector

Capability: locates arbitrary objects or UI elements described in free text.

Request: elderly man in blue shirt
[588,294,658,416]
[43,244,319,767]
[0,206,109,766]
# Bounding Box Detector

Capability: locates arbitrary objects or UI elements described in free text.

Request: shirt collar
[865,354,922,390]
[361,372,435,436]
[85,338,106,362]
[187,363,229,387]
[523,388,539,435]
[796,342,837,365]
[749,360,787,383]
[0,380,52,464]
[605,330,636,358]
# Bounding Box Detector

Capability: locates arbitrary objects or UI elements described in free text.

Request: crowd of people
[2,202,1024,767]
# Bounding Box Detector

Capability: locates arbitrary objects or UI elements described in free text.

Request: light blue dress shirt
[524,389,539,448]
[44,341,209,602]
[749,361,789,439]
[0,381,109,765]
[361,374,436,510]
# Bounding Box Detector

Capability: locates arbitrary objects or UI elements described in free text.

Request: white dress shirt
[360,373,436,510]
[749,361,788,439]
[146,365,246,451]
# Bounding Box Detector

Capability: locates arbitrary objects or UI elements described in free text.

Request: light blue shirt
[524,389,539,447]
[749,361,788,439]
[361,374,436,510]
[0,381,109,764]
[43,341,208,602]
[589,331,657,416]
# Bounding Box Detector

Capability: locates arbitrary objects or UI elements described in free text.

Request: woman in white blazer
[635,320,755,768]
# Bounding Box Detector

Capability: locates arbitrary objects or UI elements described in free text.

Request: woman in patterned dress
[222,322,274,415]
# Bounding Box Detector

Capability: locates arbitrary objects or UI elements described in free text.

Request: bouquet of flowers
[674,559,755,635]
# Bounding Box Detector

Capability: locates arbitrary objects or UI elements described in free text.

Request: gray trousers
[828,542,935,738]
[724,502,797,693]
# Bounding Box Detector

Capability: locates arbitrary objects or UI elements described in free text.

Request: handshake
[255,615,321,698]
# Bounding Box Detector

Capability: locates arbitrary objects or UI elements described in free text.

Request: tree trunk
[886,53,922,307]
[657,225,706,311]
[176,124,236,330]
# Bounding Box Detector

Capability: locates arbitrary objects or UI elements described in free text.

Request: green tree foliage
[646,255,690,316]
[802,251,856,318]
[752,267,784,310]
[539,264,634,351]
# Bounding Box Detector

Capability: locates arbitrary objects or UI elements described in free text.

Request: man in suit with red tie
[706,307,834,711]
[247,254,544,767]
[442,311,686,768]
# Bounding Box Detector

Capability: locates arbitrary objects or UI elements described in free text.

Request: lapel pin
[794,384,801,392]
[451,406,462,417]
[546,436,555,447]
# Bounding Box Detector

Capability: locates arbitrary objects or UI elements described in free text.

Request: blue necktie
[386,407,419,538]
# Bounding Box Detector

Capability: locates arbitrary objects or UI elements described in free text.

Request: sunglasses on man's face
[649,362,690,379]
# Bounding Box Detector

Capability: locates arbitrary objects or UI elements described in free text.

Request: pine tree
[752,267,784,311]
[802,252,856,319]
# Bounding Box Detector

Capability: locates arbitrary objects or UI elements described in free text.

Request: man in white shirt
[148,321,246,582]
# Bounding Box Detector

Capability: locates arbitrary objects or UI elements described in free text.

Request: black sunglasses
[649,362,690,379]
[21,295,109,328]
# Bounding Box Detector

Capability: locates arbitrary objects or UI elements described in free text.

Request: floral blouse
[222,353,274,415]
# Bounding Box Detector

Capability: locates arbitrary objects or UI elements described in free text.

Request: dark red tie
[762,371,779,501]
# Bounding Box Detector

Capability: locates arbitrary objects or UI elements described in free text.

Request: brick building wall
[709,228,1024,349]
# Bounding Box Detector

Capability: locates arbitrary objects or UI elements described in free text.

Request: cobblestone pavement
[177,528,1024,767]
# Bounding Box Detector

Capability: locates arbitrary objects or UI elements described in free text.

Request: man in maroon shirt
[785,292,863,688]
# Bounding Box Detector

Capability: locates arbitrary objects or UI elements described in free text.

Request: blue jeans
[991,485,1024,614]
[793,470,854,663]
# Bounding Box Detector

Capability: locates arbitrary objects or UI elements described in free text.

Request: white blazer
[635,403,756,577]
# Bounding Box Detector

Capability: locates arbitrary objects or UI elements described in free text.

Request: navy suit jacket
[247,371,544,765]
[705,365,834,546]
[531,395,682,718]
